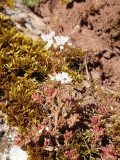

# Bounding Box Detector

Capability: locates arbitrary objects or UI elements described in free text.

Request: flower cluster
[50,72,72,84]
[41,31,72,49]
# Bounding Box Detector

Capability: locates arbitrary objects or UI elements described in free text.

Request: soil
[0,0,120,159]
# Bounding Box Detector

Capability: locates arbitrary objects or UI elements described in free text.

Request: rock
[0,110,18,160]
[5,1,47,40]
[0,153,9,160]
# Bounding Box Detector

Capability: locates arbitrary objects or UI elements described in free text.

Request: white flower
[68,42,72,46]
[54,36,69,46]
[53,42,58,49]
[46,38,53,49]
[9,145,28,160]
[41,32,55,49]
[41,31,55,42]
[45,126,49,131]
[50,72,72,84]
[60,45,64,50]
[41,31,71,49]
[50,31,55,37]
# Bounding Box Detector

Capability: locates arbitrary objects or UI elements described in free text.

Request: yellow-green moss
[0,0,15,8]
[60,0,72,4]
[0,13,50,126]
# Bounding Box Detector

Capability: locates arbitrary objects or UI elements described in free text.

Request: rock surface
[5,1,47,40]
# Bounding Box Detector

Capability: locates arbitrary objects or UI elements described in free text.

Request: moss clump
[0,13,51,80]
[0,13,51,127]
[0,0,15,8]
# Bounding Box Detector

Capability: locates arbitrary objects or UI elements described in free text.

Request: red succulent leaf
[91,117,101,128]
[64,149,80,160]
[31,93,43,104]
[97,127,104,136]
[44,138,51,146]
[31,124,45,143]
[64,130,73,142]
[46,87,54,97]
[57,116,66,128]
[31,125,38,132]
[95,127,104,142]
[91,127,104,147]
[32,135,40,144]
[102,144,118,160]
[14,134,25,147]
[24,135,31,145]
[38,124,45,133]
[97,105,108,116]
[67,114,81,128]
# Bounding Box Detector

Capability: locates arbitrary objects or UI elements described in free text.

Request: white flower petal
[50,31,55,37]
[60,45,64,50]
[61,72,68,78]
[50,72,72,84]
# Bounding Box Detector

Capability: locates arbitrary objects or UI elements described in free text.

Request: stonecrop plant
[0,1,120,160]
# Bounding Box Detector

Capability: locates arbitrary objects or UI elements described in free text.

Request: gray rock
[5,1,47,40]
